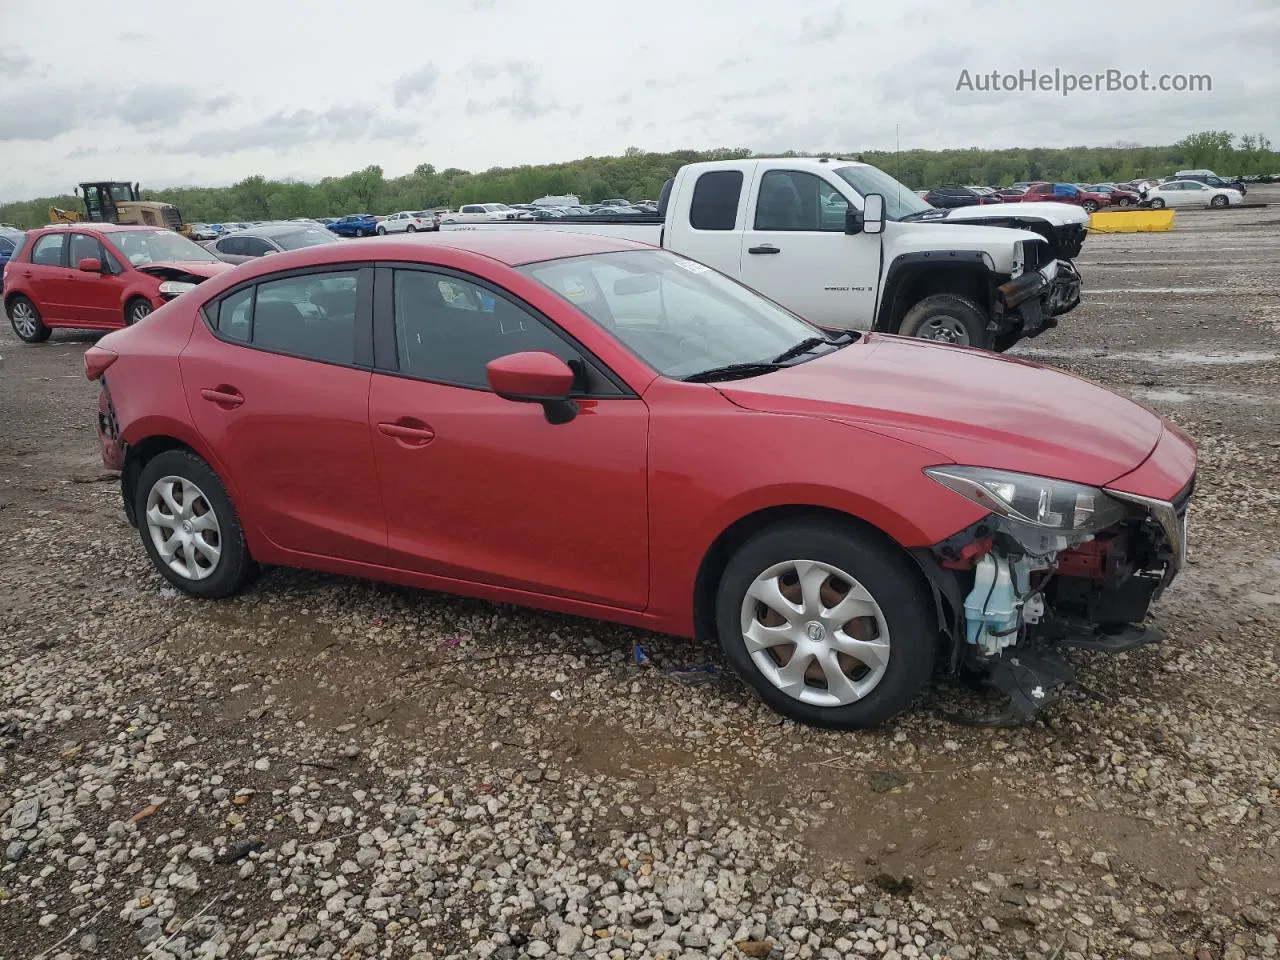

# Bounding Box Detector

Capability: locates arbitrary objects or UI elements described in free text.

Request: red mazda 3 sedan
[84,232,1195,728]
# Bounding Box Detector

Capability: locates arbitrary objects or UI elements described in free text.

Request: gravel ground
[2,191,1279,960]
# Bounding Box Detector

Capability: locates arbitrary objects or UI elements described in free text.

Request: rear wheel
[1150,197,1166,209]
[1210,195,1228,208]
[897,293,991,349]
[7,295,51,343]
[715,521,936,729]
[125,297,152,326]
[406,224,417,233]
[376,226,387,235]
[1082,199,1099,213]
[135,450,255,599]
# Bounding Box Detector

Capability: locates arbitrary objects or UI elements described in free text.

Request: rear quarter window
[689,171,743,231]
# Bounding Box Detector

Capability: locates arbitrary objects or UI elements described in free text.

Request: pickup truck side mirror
[862,194,886,235]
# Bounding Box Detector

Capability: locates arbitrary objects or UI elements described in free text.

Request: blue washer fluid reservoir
[964,554,1020,655]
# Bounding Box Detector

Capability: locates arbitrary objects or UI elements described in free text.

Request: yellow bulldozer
[49,182,192,237]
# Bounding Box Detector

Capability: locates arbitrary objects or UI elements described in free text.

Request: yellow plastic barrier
[1088,209,1176,233]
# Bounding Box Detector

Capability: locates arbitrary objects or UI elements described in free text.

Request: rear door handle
[378,420,435,445]
[200,387,244,408]
[748,245,780,255]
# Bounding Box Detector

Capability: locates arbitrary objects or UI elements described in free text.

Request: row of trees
[3,132,1275,229]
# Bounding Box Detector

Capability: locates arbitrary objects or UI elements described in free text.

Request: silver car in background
[206,222,342,264]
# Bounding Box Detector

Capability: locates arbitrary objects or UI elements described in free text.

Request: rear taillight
[84,346,118,381]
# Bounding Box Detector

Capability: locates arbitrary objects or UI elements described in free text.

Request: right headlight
[925,465,1128,533]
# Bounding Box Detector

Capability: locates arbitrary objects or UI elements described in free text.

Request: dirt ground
[1,192,1278,960]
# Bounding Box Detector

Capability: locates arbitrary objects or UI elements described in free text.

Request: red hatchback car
[4,224,230,342]
[85,232,1195,728]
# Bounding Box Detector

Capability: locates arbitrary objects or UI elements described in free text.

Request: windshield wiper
[683,361,784,383]
[770,331,858,364]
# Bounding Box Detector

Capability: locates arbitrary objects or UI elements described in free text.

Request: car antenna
[895,122,903,210]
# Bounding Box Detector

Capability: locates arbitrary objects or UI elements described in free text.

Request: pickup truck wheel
[897,294,991,349]
[1149,197,1166,209]
[715,520,936,729]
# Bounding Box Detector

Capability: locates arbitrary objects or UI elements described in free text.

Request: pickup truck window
[522,249,818,379]
[689,170,743,230]
[832,164,932,220]
[754,171,848,232]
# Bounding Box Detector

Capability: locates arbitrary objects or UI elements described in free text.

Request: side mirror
[78,257,102,273]
[862,194,886,234]
[486,351,578,424]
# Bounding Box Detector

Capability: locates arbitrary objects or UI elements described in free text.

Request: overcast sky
[1,0,1277,201]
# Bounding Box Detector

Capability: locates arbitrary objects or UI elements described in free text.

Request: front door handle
[378,419,435,446]
[200,386,244,408]
[748,244,780,255]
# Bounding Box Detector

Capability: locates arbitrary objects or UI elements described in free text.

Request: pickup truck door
[736,166,881,330]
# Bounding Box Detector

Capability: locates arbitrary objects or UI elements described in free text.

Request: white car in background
[441,203,530,223]
[376,211,439,234]
[1144,180,1243,209]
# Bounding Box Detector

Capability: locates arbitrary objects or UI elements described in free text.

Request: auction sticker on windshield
[673,259,710,274]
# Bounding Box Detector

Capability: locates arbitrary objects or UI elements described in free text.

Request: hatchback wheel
[126,297,152,326]
[135,450,254,598]
[7,295,51,343]
[715,521,935,728]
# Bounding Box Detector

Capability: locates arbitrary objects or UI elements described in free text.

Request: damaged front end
[921,465,1193,722]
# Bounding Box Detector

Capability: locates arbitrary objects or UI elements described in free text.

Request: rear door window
[689,171,743,231]
[30,233,67,266]
[251,271,360,364]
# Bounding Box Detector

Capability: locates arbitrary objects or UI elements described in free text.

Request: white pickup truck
[442,157,1087,350]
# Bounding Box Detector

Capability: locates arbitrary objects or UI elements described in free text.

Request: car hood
[715,334,1164,487]
[135,260,232,282]
[907,202,1089,258]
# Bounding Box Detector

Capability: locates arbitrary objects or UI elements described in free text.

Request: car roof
[33,223,171,235]
[232,222,330,237]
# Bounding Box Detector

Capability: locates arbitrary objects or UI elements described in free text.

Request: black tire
[714,520,936,729]
[406,224,417,233]
[376,226,387,235]
[1118,198,1131,208]
[7,294,51,343]
[134,449,256,599]
[993,332,1020,353]
[1082,200,1099,213]
[897,293,991,349]
[1149,197,1165,209]
[1210,195,1228,208]
[125,297,152,326]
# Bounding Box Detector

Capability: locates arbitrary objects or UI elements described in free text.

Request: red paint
[90,232,1197,639]
[486,351,575,398]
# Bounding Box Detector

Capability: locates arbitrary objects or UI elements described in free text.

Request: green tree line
[2,131,1274,229]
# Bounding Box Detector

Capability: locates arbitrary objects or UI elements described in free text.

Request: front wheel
[897,293,991,349]
[1082,200,1099,213]
[126,297,152,326]
[1210,195,1228,208]
[135,449,255,599]
[1150,197,1166,209]
[715,521,936,729]
[7,295,51,343]
[1118,197,1131,208]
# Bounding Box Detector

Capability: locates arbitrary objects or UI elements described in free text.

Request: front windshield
[521,249,823,379]
[834,165,933,219]
[111,229,217,265]
[274,228,339,251]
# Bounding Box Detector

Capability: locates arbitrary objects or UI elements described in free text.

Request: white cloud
[0,0,1276,200]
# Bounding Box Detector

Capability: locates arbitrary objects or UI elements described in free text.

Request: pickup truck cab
[443,158,1086,350]
[443,203,530,223]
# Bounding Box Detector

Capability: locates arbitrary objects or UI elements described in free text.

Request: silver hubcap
[11,302,37,338]
[145,476,222,581]
[132,302,152,323]
[918,315,970,345]
[740,559,891,706]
